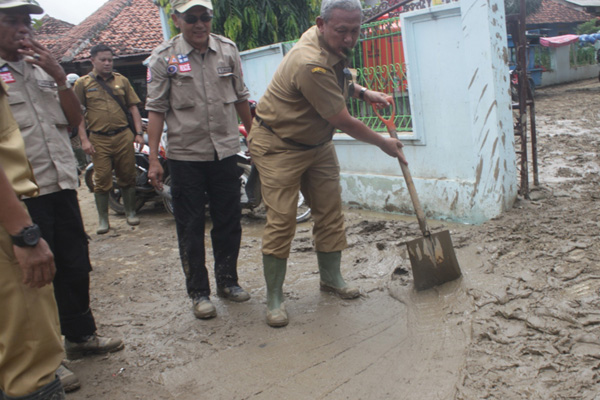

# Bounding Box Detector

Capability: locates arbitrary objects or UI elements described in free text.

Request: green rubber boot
[317,251,360,299]
[263,254,288,327]
[94,192,110,234]
[122,186,140,226]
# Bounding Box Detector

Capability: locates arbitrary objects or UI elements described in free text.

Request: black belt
[255,116,330,150]
[90,126,129,136]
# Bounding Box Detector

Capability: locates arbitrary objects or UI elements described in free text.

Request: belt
[255,116,330,150]
[90,126,129,136]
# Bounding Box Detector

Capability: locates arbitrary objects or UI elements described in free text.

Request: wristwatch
[136,132,144,136]
[359,87,368,100]
[57,81,72,91]
[11,224,42,247]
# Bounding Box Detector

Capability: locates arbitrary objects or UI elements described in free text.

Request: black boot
[3,377,65,400]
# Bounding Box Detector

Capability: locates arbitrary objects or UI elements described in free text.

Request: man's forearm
[129,105,143,133]
[0,167,33,236]
[58,89,83,129]
[147,111,165,161]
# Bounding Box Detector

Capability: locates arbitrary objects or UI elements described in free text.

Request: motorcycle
[85,107,311,223]
[238,102,311,223]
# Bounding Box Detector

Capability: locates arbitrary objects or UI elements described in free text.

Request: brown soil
[67,79,600,399]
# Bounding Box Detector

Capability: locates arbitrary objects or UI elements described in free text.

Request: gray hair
[320,0,362,22]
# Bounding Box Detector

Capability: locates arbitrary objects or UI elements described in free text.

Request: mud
[67,79,600,399]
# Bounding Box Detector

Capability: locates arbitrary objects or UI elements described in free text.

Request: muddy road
[67,79,600,399]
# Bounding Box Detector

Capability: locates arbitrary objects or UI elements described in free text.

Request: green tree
[213,0,321,51]
[576,19,600,35]
[155,0,320,50]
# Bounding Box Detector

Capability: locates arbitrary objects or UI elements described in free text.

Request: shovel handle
[372,103,430,237]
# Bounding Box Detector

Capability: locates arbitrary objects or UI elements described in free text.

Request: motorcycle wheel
[85,166,146,215]
[296,191,311,223]
[162,175,174,216]
[237,162,311,223]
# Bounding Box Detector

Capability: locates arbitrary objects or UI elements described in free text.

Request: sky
[35,0,109,25]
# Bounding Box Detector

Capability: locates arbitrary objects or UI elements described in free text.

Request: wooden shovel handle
[372,103,430,237]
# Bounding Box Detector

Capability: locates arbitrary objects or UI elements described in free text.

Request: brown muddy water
[67,79,600,399]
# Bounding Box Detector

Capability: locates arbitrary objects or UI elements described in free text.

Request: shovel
[373,102,462,291]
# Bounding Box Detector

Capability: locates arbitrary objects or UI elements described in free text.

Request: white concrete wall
[541,45,599,86]
[336,1,517,224]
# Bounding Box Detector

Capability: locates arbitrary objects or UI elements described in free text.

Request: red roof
[36,0,164,63]
[527,0,595,25]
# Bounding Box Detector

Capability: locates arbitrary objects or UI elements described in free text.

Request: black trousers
[24,189,96,340]
[169,156,242,298]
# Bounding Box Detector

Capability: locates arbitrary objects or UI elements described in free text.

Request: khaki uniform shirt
[0,80,38,198]
[146,33,250,161]
[0,58,78,196]
[255,26,349,147]
[73,72,141,133]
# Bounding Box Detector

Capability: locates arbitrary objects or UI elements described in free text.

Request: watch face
[23,226,41,246]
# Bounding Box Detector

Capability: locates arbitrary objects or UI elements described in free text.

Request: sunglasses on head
[182,13,213,24]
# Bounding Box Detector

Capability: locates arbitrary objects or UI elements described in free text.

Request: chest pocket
[217,73,238,104]
[37,84,68,127]
[170,75,195,110]
[7,91,34,130]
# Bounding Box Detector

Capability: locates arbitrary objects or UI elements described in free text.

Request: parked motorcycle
[85,109,311,223]
[238,102,311,223]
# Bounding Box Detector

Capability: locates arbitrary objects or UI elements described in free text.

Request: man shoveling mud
[248,0,407,327]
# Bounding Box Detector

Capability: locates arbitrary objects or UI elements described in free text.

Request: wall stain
[468,67,479,89]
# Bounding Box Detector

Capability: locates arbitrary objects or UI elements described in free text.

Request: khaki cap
[170,0,213,13]
[0,0,44,14]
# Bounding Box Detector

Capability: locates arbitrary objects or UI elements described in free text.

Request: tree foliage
[212,0,321,51]
[154,0,320,50]
[576,19,600,35]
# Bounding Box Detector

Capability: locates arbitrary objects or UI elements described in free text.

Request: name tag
[37,79,57,89]
[217,66,233,75]
[87,88,98,92]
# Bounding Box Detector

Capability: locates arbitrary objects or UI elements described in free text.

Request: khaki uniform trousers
[249,123,347,259]
[0,227,64,397]
[89,129,136,193]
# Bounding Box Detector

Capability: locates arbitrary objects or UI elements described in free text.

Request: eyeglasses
[182,13,213,24]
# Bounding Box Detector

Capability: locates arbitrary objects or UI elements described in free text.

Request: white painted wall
[541,46,599,86]
[336,1,517,224]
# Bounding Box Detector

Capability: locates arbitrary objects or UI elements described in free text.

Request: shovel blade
[405,230,462,291]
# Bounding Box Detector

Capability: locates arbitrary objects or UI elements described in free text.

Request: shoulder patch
[311,67,327,74]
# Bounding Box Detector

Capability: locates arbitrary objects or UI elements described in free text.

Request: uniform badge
[0,71,15,84]
[168,55,178,65]
[311,67,327,74]
[217,66,233,75]
[167,64,178,76]
[177,54,189,63]
[179,62,192,73]
[147,68,152,83]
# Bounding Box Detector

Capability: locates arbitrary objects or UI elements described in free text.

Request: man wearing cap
[0,74,65,399]
[146,0,253,319]
[0,0,124,388]
[75,44,145,234]
[248,0,407,327]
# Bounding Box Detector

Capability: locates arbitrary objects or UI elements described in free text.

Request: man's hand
[13,239,55,288]
[148,159,164,191]
[134,134,145,147]
[81,137,95,155]
[18,38,67,84]
[379,137,408,165]
[365,91,392,109]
